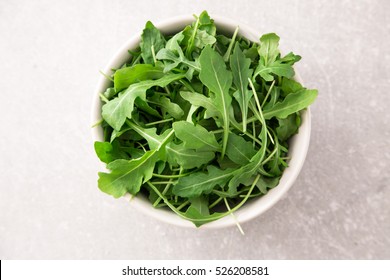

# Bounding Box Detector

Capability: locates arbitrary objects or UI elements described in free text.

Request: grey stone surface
[0,0,389,259]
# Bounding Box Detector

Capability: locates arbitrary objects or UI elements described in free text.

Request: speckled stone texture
[0,0,389,259]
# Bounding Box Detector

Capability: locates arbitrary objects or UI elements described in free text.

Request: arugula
[102,73,184,131]
[199,45,233,159]
[230,43,253,132]
[95,11,318,228]
[140,21,166,64]
[114,64,164,92]
[173,121,220,151]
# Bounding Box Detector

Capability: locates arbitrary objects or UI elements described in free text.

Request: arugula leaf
[253,60,295,82]
[188,196,210,216]
[140,21,165,64]
[263,89,318,119]
[229,80,268,191]
[98,151,157,197]
[173,166,235,198]
[156,32,200,73]
[98,128,174,197]
[281,77,303,96]
[150,95,184,119]
[259,33,280,65]
[114,64,164,92]
[126,120,173,150]
[276,113,301,141]
[280,52,302,65]
[102,73,184,131]
[184,11,216,58]
[173,121,220,151]
[230,43,253,132]
[199,45,232,159]
[253,33,295,82]
[226,133,256,165]
[180,91,220,120]
[94,141,129,163]
[256,176,281,194]
[166,143,214,169]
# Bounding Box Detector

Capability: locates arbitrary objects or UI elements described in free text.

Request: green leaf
[281,77,303,96]
[184,10,216,58]
[98,128,174,198]
[229,82,268,191]
[226,133,256,165]
[94,141,129,163]
[103,87,116,99]
[259,33,280,65]
[256,176,281,194]
[126,121,174,150]
[180,91,220,120]
[230,43,253,132]
[280,52,301,65]
[253,60,295,82]
[173,166,235,198]
[199,45,232,159]
[166,143,214,169]
[172,121,220,151]
[263,89,318,119]
[151,96,184,119]
[140,21,165,64]
[114,64,164,92]
[193,29,216,49]
[156,32,200,73]
[276,113,301,141]
[98,151,157,197]
[135,98,161,118]
[188,196,210,216]
[102,74,184,131]
[183,206,222,227]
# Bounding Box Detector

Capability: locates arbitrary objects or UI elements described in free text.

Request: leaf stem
[223,26,239,62]
[261,80,276,108]
[145,118,174,126]
[224,197,244,235]
[99,93,109,103]
[176,200,190,211]
[209,196,223,209]
[151,45,157,64]
[146,174,260,224]
[91,119,103,128]
[152,172,191,179]
[186,15,200,58]
[99,70,113,82]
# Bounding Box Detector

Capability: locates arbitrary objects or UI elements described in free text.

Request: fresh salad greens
[94,11,317,227]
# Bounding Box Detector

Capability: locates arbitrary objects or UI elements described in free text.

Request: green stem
[152,172,191,179]
[230,119,262,145]
[186,16,200,58]
[223,26,239,62]
[146,174,260,224]
[209,196,223,209]
[99,93,109,103]
[145,118,174,126]
[224,197,244,235]
[99,70,113,82]
[177,200,190,211]
[91,119,103,128]
[151,45,157,64]
[261,80,276,108]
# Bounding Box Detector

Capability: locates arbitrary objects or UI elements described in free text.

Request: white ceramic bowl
[91,15,311,229]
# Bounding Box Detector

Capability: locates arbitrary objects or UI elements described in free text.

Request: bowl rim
[91,14,311,229]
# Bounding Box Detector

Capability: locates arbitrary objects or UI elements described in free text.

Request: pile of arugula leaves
[94,11,317,227]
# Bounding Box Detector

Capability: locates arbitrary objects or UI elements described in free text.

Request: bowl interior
[91,15,311,229]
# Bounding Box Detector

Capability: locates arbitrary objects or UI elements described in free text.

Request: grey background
[0,0,389,259]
